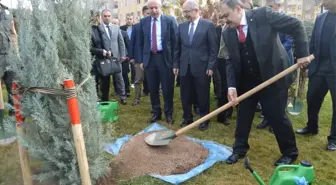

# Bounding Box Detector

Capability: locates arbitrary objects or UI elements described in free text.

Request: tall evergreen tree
[6,0,112,184]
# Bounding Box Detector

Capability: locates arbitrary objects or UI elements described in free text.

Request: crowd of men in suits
[90,0,336,166]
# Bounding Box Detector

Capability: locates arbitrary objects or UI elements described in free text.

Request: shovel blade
[287,100,303,115]
[144,130,177,146]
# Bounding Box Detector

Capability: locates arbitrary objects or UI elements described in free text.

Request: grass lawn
[0,85,335,185]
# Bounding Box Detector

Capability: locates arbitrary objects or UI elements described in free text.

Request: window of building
[114,1,118,8]
[137,0,141,4]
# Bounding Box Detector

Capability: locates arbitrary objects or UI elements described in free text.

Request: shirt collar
[191,16,200,25]
[240,10,247,26]
[105,23,112,27]
[151,15,161,22]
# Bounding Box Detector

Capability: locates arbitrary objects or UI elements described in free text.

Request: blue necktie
[189,22,194,44]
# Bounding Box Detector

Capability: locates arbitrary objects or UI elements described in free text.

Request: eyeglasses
[182,9,193,14]
[104,15,111,17]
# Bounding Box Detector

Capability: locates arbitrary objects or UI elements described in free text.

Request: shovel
[145,55,315,146]
[287,68,303,115]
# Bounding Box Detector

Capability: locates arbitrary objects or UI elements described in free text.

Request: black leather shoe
[226,153,245,164]
[296,126,318,135]
[257,119,268,129]
[199,122,209,131]
[327,143,336,151]
[148,114,161,123]
[120,99,127,105]
[166,116,174,125]
[274,155,297,166]
[180,120,193,127]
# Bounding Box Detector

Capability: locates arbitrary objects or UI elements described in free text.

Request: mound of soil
[111,131,208,179]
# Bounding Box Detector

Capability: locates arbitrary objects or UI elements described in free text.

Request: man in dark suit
[129,6,151,106]
[257,0,294,131]
[219,0,311,165]
[139,0,177,124]
[296,0,336,151]
[174,0,217,130]
[120,14,136,87]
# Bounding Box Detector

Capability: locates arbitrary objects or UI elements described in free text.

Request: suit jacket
[223,7,309,89]
[139,15,178,68]
[174,19,217,76]
[309,11,336,77]
[129,23,141,62]
[121,30,129,56]
[97,24,126,60]
[120,25,128,31]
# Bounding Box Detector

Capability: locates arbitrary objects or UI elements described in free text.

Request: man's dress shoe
[257,119,268,129]
[166,116,174,125]
[180,120,193,127]
[226,153,245,164]
[199,122,209,131]
[274,155,297,166]
[147,115,161,123]
[327,143,336,151]
[296,126,318,135]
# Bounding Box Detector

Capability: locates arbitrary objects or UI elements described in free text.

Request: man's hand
[130,59,135,63]
[140,63,144,70]
[103,49,107,56]
[121,57,126,61]
[206,70,213,76]
[173,68,179,76]
[228,88,238,106]
[297,56,312,68]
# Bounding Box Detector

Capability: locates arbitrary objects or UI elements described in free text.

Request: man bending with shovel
[219,0,311,166]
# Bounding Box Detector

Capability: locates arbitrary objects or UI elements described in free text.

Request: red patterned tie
[238,25,246,43]
[152,18,158,53]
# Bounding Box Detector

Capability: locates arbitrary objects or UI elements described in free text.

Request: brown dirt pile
[112,131,208,179]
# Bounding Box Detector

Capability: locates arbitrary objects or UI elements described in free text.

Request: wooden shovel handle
[175,54,315,136]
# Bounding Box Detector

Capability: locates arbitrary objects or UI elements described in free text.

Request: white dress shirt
[104,23,113,39]
[236,10,248,38]
[188,16,200,34]
[150,15,162,51]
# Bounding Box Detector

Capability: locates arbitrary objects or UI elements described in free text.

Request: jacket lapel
[316,12,328,55]
[245,10,262,66]
[228,28,240,61]
[192,19,202,44]
[161,15,167,41]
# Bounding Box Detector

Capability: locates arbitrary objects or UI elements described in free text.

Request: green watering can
[244,158,315,185]
[97,101,119,123]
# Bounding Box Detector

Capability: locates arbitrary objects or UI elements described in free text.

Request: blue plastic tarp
[104,123,232,185]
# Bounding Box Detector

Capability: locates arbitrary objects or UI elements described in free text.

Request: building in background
[260,0,322,21]
[117,0,147,25]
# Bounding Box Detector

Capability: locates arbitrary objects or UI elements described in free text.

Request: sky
[1,0,32,9]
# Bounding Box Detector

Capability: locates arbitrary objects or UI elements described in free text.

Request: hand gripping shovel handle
[175,55,315,136]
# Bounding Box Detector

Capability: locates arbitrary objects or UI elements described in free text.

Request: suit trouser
[307,61,336,144]
[100,63,126,101]
[131,62,135,84]
[134,63,145,100]
[233,81,298,157]
[146,53,174,117]
[212,67,221,98]
[217,58,232,119]
[143,71,149,94]
[180,65,210,121]
[113,61,130,94]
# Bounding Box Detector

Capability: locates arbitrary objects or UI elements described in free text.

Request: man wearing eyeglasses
[174,0,217,131]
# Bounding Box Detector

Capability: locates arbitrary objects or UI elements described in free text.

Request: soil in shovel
[111,131,209,179]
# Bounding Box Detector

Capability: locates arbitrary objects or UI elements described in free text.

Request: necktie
[106,25,112,39]
[189,22,194,44]
[152,18,158,53]
[238,25,246,43]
